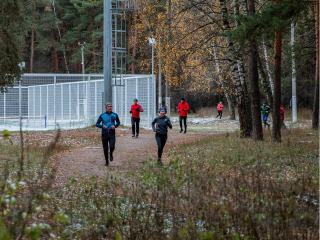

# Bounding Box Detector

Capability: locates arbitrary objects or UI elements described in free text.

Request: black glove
[182,109,184,111]
[135,108,140,112]
[130,111,132,113]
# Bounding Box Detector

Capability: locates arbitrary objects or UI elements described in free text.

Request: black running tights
[155,133,168,159]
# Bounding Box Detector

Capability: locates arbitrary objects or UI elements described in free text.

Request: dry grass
[0,127,318,239]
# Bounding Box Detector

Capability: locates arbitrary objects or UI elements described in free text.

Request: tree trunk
[30,28,35,73]
[312,1,319,129]
[272,0,282,142]
[257,54,273,109]
[51,30,59,73]
[30,1,37,73]
[248,0,263,140]
[212,42,235,120]
[262,41,274,96]
[291,21,297,123]
[52,0,69,73]
[220,0,251,137]
[132,11,137,74]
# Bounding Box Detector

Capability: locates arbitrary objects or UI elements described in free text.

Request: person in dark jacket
[261,102,271,128]
[152,108,172,165]
[96,102,120,166]
[130,99,144,138]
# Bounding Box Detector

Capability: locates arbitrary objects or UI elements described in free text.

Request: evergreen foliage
[0,0,23,92]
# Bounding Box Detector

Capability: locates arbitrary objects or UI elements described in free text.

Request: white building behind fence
[0,74,156,130]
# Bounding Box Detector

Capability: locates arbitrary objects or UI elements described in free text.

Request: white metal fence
[0,74,156,130]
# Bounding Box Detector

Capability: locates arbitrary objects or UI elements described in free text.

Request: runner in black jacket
[152,108,172,165]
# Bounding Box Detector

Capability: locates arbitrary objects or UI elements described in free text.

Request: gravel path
[54,131,213,184]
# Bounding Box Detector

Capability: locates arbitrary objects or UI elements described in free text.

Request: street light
[78,42,86,75]
[148,38,156,117]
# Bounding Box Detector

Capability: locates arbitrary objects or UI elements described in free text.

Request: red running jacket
[280,107,285,120]
[131,104,144,118]
[178,102,190,117]
[217,104,224,111]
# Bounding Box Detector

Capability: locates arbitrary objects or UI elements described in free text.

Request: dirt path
[54,131,212,184]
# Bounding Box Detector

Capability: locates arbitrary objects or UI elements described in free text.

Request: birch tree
[220,0,252,137]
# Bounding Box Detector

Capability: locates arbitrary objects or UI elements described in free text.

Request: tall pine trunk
[272,0,282,142]
[248,0,263,140]
[312,1,319,129]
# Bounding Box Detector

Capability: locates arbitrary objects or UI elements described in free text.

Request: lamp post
[148,38,156,117]
[78,42,86,75]
[103,0,112,108]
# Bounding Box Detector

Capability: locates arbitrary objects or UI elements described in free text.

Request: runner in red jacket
[216,102,224,119]
[178,98,190,133]
[280,106,286,129]
[130,99,144,138]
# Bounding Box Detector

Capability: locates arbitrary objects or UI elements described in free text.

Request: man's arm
[114,114,120,128]
[96,115,103,128]
[139,105,144,112]
[178,103,180,112]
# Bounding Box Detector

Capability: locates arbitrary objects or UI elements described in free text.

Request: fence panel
[0,74,155,130]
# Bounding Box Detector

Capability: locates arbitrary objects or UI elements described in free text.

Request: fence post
[114,85,117,114]
[87,75,91,125]
[27,88,30,126]
[69,84,71,125]
[33,87,35,126]
[61,84,63,122]
[47,86,49,124]
[77,83,80,121]
[148,77,150,126]
[19,81,22,125]
[4,92,6,123]
[125,78,127,126]
[136,78,138,99]
[95,81,97,117]
[40,86,42,126]
[153,75,156,120]
[54,75,56,129]
[19,82,22,126]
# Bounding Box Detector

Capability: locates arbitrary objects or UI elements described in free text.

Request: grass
[0,127,318,239]
[53,128,317,239]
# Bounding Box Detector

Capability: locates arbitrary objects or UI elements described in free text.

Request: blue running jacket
[96,112,120,136]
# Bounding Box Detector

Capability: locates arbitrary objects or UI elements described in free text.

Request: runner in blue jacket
[152,108,172,165]
[96,102,120,166]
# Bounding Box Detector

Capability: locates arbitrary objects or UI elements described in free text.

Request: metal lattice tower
[104,0,133,105]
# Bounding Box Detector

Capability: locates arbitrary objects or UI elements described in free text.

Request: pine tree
[0,0,23,92]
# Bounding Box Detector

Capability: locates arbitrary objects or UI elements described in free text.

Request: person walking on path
[216,102,224,119]
[280,106,286,129]
[178,98,189,133]
[96,102,120,166]
[261,102,271,128]
[130,99,144,138]
[152,108,172,165]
